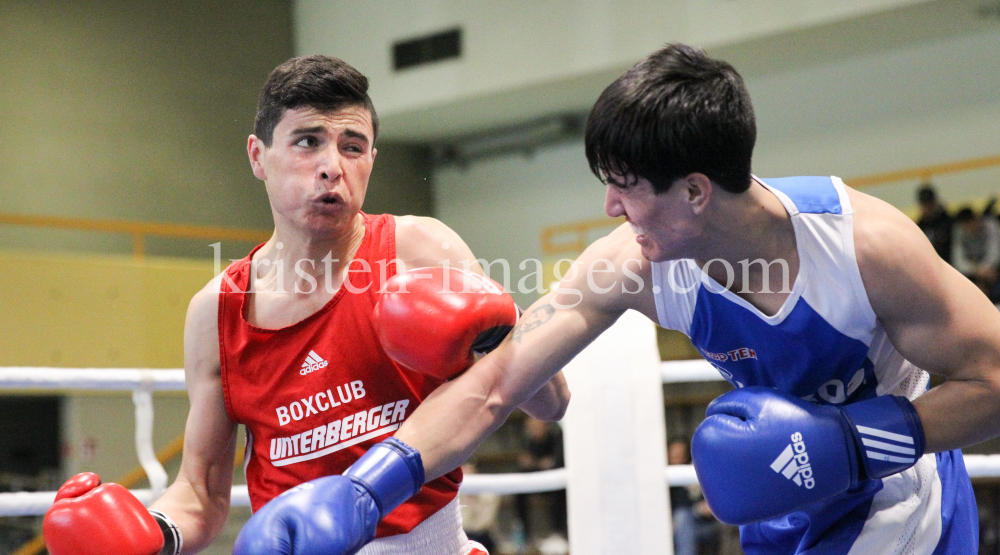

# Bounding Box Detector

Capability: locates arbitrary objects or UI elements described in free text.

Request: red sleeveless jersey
[218,213,462,537]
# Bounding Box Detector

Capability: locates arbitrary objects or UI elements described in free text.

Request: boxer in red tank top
[44,55,568,555]
[218,213,462,536]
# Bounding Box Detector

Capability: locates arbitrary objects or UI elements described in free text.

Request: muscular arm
[851,188,1000,452]
[394,225,652,478]
[149,277,238,553]
[394,215,571,421]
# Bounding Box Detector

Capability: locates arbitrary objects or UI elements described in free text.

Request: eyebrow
[603,171,638,188]
[342,129,371,145]
[290,126,371,146]
[290,125,326,136]
[604,175,628,188]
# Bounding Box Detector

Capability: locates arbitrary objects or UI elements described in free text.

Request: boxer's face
[604,173,702,262]
[249,105,376,234]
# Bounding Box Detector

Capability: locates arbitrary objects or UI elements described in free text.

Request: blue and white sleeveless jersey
[651,176,977,555]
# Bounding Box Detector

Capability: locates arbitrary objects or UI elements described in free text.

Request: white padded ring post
[562,310,672,555]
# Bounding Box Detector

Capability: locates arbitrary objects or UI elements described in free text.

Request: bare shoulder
[184,274,223,381]
[845,186,952,315]
[394,215,480,272]
[595,221,647,264]
[187,274,223,333]
[558,222,654,318]
[394,215,450,243]
[580,222,650,280]
[848,186,925,250]
[848,187,938,273]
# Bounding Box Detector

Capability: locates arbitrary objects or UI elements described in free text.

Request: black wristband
[470,304,522,355]
[470,325,514,355]
[148,510,183,555]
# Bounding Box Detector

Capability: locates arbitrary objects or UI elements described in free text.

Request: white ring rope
[0,367,186,390]
[659,359,724,383]
[0,486,252,517]
[461,468,568,495]
[2,362,1000,518]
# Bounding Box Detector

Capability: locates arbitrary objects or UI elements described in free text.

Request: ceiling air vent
[393,28,462,71]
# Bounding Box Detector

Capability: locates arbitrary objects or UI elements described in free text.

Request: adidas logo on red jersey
[300,350,328,375]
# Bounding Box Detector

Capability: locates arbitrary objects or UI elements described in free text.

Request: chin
[640,243,668,263]
[644,246,690,264]
[301,212,354,234]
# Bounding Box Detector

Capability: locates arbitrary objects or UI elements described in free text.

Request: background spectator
[515,417,567,550]
[952,206,1000,302]
[459,462,501,553]
[916,183,954,263]
[668,438,720,555]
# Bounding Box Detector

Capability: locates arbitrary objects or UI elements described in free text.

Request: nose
[317,146,344,183]
[604,184,625,218]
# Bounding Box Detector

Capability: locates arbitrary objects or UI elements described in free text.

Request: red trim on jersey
[218,213,461,537]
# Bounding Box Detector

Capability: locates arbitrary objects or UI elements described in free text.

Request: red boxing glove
[374,267,518,380]
[44,472,172,555]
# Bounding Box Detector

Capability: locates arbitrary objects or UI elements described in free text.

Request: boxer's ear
[684,173,713,215]
[248,135,267,181]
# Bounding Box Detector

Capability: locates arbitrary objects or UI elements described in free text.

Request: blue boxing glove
[691,387,924,526]
[233,437,424,555]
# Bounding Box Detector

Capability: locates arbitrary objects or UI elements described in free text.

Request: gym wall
[294,0,1000,309]
[432,21,1000,308]
[0,0,295,258]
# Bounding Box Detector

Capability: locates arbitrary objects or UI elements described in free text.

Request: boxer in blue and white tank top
[652,175,978,554]
[349,44,1000,555]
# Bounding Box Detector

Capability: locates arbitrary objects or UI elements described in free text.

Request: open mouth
[317,193,340,205]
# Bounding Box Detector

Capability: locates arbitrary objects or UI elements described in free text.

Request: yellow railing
[541,153,1000,255]
[848,154,1000,188]
[0,213,272,258]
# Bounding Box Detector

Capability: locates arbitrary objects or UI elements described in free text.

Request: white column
[562,309,672,555]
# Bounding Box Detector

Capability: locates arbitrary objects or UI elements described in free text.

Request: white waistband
[358,496,469,555]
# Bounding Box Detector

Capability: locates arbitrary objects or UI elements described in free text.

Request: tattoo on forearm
[512,304,555,343]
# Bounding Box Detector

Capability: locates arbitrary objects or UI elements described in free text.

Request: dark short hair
[585,44,756,194]
[956,207,976,223]
[917,184,937,204]
[254,55,378,146]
